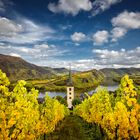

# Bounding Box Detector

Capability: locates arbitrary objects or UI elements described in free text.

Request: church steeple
[67,65,73,86]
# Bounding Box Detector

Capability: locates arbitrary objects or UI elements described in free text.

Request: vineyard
[74,75,140,139]
[0,70,69,139]
[0,69,140,139]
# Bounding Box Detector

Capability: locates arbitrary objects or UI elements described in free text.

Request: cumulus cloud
[48,0,123,16]
[92,47,140,68]
[0,43,69,64]
[1,43,139,70]
[33,46,140,70]
[92,0,122,16]
[92,11,140,44]
[0,17,23,36]
[111,11,140,29]
[110,11,140,42]
[92,30,109,45]
[111,27,127,42]
[71,32,86,42]
[48,0,92,16]
[94,11,140,43]
[0,17,55,44]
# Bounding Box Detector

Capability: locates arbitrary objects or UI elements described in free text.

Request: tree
[54,96,67,106]
[72,98,81,107]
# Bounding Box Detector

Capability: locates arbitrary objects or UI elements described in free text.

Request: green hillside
[31,69,104,93]
[100,68,140,85]
[43,67,70,75]
[0,54,71,82]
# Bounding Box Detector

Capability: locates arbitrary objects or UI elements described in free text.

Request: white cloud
[92,47,140,68]
[111,27,127,42]
[110,11,140,42]
[0,43,69,64]
[92,30,109,45]
[33,45,140,70]
[93,49,120,59]
[0,17,23,36]
[0,17,55,44]
[48,0,92,16]
[92,0,122,16]
[112,11,140,29]
[1,43,140,71]
[48,0,123,16]
[71,32,86,42]
[90,11,140,44]
[34,44,49,49]
[27,46,140,70]
[9,53,21,58]
[95,11,140,43]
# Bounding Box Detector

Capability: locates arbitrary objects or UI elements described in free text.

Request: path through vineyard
[47,115,94,140]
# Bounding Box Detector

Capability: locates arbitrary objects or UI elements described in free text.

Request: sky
[0,0,140,71]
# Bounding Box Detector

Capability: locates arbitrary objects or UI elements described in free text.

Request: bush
[72,98,81,107]
[54,96,67,106]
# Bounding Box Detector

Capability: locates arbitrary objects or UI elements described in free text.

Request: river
[39,85,118,98]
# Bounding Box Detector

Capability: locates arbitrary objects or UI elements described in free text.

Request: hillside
[100,68,140,85]
[32,69,104,93]
[0,54,104,92]
[43,67,69,75]
[0,54,55,81]
[72,69,104,92]
[100,68,140,77]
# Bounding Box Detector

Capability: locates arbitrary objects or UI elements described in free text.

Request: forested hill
[43,67,69,75]
[0,54,56,81]
[100,68,140,85]
[100,68,140,77]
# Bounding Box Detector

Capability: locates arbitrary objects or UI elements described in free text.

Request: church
[67,68,74,109]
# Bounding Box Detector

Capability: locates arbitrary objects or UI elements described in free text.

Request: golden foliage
[0,70,69,139]
[74,75,140,139]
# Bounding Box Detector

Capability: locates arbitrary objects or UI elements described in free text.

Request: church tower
[67,66,74,109]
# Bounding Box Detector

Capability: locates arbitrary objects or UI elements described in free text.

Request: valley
[0,54,140,94]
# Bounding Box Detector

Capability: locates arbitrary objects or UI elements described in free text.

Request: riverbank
[39,85,119,99]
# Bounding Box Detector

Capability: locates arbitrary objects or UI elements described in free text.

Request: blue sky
[0,0,140,70]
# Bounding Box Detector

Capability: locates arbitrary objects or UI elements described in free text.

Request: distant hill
[43,67,69,75]
[100,68,140,85]
[100,68,140,77]
[0,54,55,81]
[44,69,104,92]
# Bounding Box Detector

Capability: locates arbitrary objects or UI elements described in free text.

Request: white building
[67,68,74,109]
